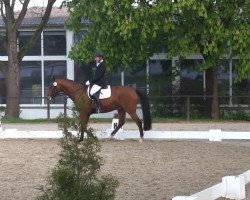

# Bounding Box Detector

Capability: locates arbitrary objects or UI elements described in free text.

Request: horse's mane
[57,78,85,88]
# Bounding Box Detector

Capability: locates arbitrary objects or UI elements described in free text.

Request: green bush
[37,105,119,200]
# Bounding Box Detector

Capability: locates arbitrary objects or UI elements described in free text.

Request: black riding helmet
[95,50,105,57]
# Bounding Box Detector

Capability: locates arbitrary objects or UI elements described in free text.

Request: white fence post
[111,113,123,132]
[0,118,2,134]
[222,176,245,199]
[172,197,197,200]
[172,170,250,200]
[208,129,222,141]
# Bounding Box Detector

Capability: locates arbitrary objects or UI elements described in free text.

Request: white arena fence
[1,115,250,140]
[173,170,250,200]
[0,128,250,141]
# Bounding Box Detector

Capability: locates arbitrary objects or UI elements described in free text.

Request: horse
[47,78,152,142]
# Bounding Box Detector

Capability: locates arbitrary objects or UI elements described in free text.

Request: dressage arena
[0,122,250,200]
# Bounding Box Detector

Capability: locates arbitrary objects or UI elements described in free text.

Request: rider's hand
[86,80,90,86]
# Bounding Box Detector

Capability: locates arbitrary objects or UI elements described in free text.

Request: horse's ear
[51,76,55,82]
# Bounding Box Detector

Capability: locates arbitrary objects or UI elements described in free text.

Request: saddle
[87,85,111,100]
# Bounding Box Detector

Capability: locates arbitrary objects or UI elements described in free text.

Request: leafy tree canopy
[66,0,250,79]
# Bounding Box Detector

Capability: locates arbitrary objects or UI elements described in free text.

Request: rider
[86,50,107,113]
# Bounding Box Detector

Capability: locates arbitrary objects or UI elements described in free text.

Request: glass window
[217,59,229,96]
[149,60,172,95]
[20,61,42,104]
[74,31,86,44]
[180,59,204,95]
[232,59,250,95]
[43,31,66,55]
[75,61,121,86]
[0,62,7,104]
[232,59,250,104]
[19,31,41,55]
[107,71,121,86]
[44,60,67,103]
[74,62,92,83]
[124,65,147,92]
[0,32,7,56]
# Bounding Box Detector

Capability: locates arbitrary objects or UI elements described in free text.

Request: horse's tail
[136,89,152,131]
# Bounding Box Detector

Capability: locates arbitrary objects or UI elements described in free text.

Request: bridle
[48,83,86,100]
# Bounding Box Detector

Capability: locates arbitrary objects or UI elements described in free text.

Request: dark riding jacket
[90,60,107,87]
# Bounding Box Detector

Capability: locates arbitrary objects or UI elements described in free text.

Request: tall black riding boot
[92,93,100,113]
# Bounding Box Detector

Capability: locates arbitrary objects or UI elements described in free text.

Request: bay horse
[47,78,152,142]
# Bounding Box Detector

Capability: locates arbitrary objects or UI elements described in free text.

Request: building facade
[0,7,249,119]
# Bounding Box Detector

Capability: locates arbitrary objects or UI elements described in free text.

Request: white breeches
[90,84,101,95]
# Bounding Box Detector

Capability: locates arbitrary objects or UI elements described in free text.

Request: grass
[1,117,55,123]
[1,116,249,124]
[1,117,114,124]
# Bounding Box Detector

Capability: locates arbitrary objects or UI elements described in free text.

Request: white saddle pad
[87,85,111,99]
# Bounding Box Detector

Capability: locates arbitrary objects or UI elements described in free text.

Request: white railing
[1,129,250,141]
[0,118,2,134]
[173,170,250,200]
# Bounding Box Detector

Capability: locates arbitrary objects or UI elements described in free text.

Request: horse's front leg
[79,124,85,141]
[79,113,90,141]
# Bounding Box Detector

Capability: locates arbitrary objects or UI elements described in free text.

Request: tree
[37,105,119,200]
[66,0,250,119]
[0,0,56,118]
[231,0,250,81]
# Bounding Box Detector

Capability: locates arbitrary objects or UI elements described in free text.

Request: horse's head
[47,80,62,100]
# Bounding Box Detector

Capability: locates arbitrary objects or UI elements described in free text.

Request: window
[124,65,147,92]
[180,59,204,95]
[43,31,66,55]
[74,62,92,83]
[217,59,230,96]
[0,30,69,106]
[20,61,42,104]
[0,67,6,104]
[74,31,86,44]
[107,71,121,86]
[0,32,7,56]
[149,60,172,95]
[19,31,41,55]
[44,60,67,103]
[232,59,250,104]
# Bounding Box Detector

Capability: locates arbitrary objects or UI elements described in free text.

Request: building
[0,7,249,119]
[0,7,74,118]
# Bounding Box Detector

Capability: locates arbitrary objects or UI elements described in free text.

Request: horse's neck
[62,82,87,102]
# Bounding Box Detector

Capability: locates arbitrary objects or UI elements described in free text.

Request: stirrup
[94,101,100,113]
[96,108,100,114]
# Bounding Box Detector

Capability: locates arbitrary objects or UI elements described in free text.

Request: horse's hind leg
[128,111,143,142]
[110,109,125,138]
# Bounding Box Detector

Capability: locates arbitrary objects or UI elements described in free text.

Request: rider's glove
[86,80,90,86]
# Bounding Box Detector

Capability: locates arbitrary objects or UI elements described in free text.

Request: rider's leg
[90,85,101,113]
[92,93,100,113]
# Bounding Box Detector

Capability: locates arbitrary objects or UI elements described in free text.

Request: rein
[58,84,86,97]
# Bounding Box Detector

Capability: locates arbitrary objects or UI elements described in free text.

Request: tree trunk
[5,35,20,118]
[205,67,220,119]
[1,0,56,118]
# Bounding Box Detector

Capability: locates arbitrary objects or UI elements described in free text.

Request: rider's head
[95,50,104,62]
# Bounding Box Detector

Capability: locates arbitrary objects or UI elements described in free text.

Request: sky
[14,0,65,11]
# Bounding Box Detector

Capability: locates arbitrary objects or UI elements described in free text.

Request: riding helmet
[95,50,105,57]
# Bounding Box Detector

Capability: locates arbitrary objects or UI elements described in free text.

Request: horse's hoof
[109,135,115,140]
[139,138,143,143]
